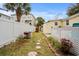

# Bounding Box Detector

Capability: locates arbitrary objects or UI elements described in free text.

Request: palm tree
[67,3,79,16]
[36,17,45,26]
[35,17,45,32]
[4,3,31,22]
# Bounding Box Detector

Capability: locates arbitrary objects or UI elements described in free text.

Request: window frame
[55,22,58,26]
[66,20,69,25]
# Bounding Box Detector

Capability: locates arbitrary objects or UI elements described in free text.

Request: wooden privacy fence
[51,27,79,55]
[0,19,35,47]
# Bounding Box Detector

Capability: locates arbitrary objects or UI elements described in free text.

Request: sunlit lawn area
[0,32,55,56]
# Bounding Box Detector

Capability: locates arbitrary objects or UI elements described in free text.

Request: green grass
[0,32,55,56]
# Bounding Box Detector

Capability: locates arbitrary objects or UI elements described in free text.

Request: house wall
[43,20,63,37]
[43,22,52,37]
[69,16,79,27]
[43,15,79,36]
[62,16,79,27]
[62,20,67,27]
[12,14,35,26]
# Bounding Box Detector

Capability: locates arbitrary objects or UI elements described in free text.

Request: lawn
[0,32,55,56]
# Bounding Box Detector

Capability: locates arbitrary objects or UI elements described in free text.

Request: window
[66,20,69,25]
[46,33,51,35]
[55,22,58,25]
[25,20,28,23]
[29,23,32,25]
[25,20,31,23]
[59,26,62,28]
[51,26,53,28]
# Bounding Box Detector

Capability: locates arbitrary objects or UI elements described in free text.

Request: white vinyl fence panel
[0,19,35,47]
[51,27,79,55]
[52,28,61,40]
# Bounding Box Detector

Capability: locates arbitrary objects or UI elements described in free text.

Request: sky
[0,3,71,21]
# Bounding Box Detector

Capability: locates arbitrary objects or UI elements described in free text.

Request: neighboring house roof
[65,13,79,20]
[46,19,64,23]
[48,19,64,22]
[11,14,16,16]
[0,13,10,17]
[29,14,36,20]
[11,13,36,20]
[46,13,79,24]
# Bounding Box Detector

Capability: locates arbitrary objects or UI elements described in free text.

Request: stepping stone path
[27,51,38,56]
[27,39,41,56]
[36,42,40,44]
[36,39,41,49]
[36,45,41,49]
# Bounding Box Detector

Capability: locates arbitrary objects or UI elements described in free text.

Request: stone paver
[27,51,38,56]
[36,45,41,49]
[36,42,40,45]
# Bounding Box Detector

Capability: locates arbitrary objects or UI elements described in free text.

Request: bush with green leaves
[17,35,24,40]
[16,32,31,41]
[48,37,61,50]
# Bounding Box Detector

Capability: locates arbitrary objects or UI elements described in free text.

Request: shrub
[17,35,24,40]
[48,37,61,49]
[16,35,27,43]
[60,38,73,54]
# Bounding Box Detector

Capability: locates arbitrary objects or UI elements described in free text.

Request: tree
[4,3,31,22]
[36,17,45,26]
[0,13,1,17]
[35,17,45,32]
[67,3,79,16]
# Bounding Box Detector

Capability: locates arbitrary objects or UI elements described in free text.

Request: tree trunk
[35,26,40,32]
[16,8,21,22]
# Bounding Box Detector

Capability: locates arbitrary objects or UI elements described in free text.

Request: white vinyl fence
[51,27,79,55]
[0,19,35,47]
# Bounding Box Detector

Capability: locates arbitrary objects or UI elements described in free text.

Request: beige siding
[43,14,79,37]
[62,17,79,27]
[43,22,52,36]
[69,16,79,27]
[43,20,63,36]
[62,20,70,27]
